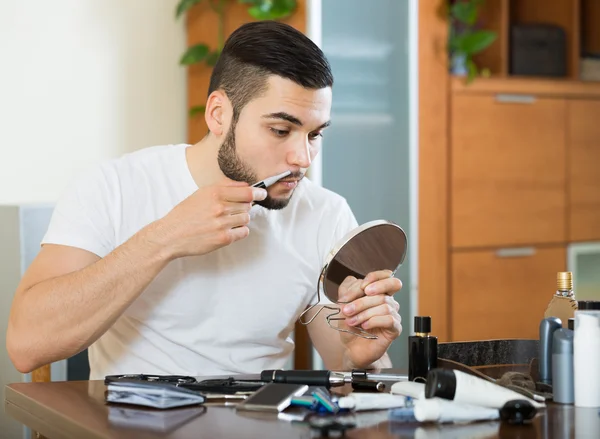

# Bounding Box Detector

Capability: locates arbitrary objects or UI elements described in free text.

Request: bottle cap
[557,272,573,291]
[577,300,600,310]
[553,328,574,354]
[424,368,456,399]
[414,316,431,333]
[568,318,574,330]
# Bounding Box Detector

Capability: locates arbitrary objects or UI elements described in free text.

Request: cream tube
[413,397,499,423]
[425,369,545,409]
[390,381,425,399]
[337,393,408,411]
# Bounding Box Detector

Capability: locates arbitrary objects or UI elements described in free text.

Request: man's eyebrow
[262,112,331,130]
[318,120,331,130]
[263,112,303,126]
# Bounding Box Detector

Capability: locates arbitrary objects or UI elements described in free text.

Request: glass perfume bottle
[408,316,438,382]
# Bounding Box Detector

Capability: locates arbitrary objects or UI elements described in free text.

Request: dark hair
[208,20,333,120]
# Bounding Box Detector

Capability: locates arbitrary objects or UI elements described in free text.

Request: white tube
[390,381,425,399]
[425,369,545,409]
[413,398,499,423]
[337,393,408,411]
[574,311,600,408]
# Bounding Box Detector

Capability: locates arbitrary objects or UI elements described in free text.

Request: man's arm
[7,225,172,373]
[7,183,266,373]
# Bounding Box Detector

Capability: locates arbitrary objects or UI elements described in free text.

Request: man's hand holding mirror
[337,269,403,368]
[299,220,407,369]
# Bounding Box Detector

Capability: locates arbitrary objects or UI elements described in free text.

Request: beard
[217,119,297,210]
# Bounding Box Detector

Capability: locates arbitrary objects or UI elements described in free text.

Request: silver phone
[235,383,308,413]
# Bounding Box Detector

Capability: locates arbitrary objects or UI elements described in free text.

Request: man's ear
[205,91,229,136]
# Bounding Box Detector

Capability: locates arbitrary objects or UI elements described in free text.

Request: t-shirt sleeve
[41,164,118,258]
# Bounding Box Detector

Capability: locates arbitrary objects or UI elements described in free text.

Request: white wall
[0,0,187,205]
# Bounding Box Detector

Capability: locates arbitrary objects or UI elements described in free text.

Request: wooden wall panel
[451,246,567,341]
[451,95,567,249]
[418,0,450,341]
[568,99,600,242]
[31,365,51,383]
[186,1,306,143]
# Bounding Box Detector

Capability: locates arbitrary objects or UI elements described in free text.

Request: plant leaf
[189,105,206,117]
[205,50,220,67]
[175,0,203,18]
[180,44,210,65]
[247,0,297,20]
[464,30,497,54]
[455,30,497,55]
[450,1,478,25]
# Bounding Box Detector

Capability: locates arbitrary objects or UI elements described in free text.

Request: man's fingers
[344,298,400,326]
[222,201,253,215]
[220,212,251,229]
[342,295,398,317]
[337,276,362,303]
[364,277,402,296]
[220,179,251,187]
[360,314,402,334]
[225,225,249,243]
[360,270,394,289]
[219,186,267,203]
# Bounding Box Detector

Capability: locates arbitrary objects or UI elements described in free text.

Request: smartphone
[235,383,308,413]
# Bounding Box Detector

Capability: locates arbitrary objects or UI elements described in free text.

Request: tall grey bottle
[552,318,574,404]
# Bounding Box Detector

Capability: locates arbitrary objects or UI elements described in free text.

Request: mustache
[281,171,305,181]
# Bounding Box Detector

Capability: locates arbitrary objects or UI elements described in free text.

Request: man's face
[217,76,332,210]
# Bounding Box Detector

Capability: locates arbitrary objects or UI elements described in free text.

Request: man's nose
[287,137,312,169]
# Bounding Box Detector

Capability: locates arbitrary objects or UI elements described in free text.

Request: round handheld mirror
[299,220,407,339]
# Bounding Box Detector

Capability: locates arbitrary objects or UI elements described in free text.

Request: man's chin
[255,194,292,210]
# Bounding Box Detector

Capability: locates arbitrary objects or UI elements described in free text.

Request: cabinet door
[451,246,566,341]
[568,99,600,242]
[451,94,567,248]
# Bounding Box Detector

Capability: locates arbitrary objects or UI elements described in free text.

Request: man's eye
[270,128,289,137]
[309,132,323,140]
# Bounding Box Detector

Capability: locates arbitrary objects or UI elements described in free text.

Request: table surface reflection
[4,370,598,439]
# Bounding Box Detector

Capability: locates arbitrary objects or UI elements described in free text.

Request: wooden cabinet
[451,94,567,249]
[418,0,600,345]
[568,99,600,242]
[451,246,567,341]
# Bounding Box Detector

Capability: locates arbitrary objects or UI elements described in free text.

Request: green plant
[448,0,497,83]
[176,0,297,116]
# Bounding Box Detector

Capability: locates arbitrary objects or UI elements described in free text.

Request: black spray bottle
[408,316,438,382]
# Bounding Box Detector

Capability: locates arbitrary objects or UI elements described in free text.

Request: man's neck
[186,135,225,189]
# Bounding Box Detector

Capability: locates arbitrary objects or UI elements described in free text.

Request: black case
[510,23,567,77]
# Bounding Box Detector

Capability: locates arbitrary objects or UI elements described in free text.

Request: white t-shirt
[42,144,358,380]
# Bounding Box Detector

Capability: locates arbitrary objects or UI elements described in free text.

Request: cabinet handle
[495,94,536,104]
[495,247,537,258]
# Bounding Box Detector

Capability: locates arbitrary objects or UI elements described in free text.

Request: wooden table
[4,372,595,438]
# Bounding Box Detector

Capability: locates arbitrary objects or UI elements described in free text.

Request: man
[7,21,402,380]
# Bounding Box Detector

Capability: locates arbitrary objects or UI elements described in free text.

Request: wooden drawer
[568,99,600,242]
[451,94,567,248]
[451,245,567,341]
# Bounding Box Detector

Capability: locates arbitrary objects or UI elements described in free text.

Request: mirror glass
[321,220,407,303]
